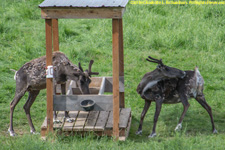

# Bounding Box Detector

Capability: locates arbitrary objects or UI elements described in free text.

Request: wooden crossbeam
[41,8,125,19]
[53,95,113,111]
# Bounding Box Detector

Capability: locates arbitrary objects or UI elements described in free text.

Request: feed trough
[53,77,124,111]
[41,77,132,141]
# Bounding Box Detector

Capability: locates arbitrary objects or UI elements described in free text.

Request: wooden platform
[41,108,131,141]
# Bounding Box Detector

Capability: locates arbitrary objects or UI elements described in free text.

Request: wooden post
[52,19,59,51]
[112,19,120,140]
[119,19,125,108]
[45,19,53,133]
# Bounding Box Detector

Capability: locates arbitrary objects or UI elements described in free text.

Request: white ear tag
[46,65,54,78]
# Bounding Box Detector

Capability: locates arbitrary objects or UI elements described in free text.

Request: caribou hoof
[8,129,16,137]
[136,130,142,135]
[148,132,157,138]
[66,118,73,123]
[30,130,39,135]
[213,129,218,134]
[175,123,182,131]
[53,119,62,124]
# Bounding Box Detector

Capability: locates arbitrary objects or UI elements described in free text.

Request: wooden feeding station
[39,0,131,140]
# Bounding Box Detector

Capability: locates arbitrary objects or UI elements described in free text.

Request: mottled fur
[9,52,98,136]
[136,66,217,138]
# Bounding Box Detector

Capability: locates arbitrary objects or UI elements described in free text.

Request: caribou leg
[195,94,217,133]
[175,95,190,131]
[9,89,26,136]
[136,100,151,135]
[61,84,72,123]
[53,111,60,123]
[23,90,40,134]
[149,100,162,138]
[53,83,60,123]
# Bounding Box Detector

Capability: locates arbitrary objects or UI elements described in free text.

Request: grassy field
[0,0,225,149]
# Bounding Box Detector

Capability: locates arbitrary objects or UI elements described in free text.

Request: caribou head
[146,56,186,79]
[77,60,99,94]
[137,56,186,97]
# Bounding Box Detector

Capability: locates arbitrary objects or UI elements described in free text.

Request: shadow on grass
[127,104,224,143]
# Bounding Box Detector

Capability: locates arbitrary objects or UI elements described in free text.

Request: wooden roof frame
[39,3,127,140]
[41,7,126,19]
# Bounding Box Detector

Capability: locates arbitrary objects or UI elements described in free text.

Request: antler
[79,62,84,72]
[146,56,163,65]
[88,60,99,77]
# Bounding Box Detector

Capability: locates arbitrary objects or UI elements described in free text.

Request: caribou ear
[73,71,81,76]
[73,68,84,76]
[74,72,86,77]
[79,62,84,72]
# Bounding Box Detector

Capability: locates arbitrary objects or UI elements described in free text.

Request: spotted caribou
[9,51,99,136]
[136,56,217,138]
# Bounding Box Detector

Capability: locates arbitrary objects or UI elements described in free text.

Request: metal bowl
[80,99,95,111]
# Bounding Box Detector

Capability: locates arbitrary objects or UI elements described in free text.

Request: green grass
[0,0,225,149]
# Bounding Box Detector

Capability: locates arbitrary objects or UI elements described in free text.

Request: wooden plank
[95,111,110,131]
[119,93,125,108]
[90,88,100,95]
[104,111,113,136]
[53,95,113,111]
[83,111,99,131]
[105,108,132,139]
[125,114,132,139]
[52,19,59,51]
[45,19,53,133]
[72,88,100,95]
[41,117,47,137]
[112,18,120,140]
[118,18,124,108]
[119,113,132,141]
[118,19,124,77]
[119,108,131,128]
[106,111,113,129]
[119,129,126,137]
[41,8,125,19]
[98,77,105,95]
[105,77,124,92]
[66,80,75,95]
[73,111,89,131]
[119,109,132,141]
[62,111,78,131]
[41,117,47,129]
[53,111,64,129]
[89,77,102,88]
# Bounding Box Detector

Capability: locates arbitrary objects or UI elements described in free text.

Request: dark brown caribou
[136,56,217,138]
[9,51,99,136]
